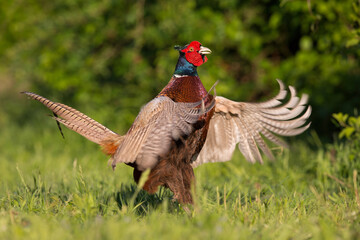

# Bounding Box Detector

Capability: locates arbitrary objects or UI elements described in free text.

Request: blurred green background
[1,1,360,238]
[1,0,359,138]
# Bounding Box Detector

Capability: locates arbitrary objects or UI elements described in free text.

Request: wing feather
[112,96,215,170]
[192,80,311,167]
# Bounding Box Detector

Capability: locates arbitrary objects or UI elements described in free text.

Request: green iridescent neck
[173,53,198,76]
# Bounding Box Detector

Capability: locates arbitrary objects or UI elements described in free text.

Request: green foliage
[0,0,359,135]
[1,1,360,238]
[333,111,360,161]
[333,112,360,140]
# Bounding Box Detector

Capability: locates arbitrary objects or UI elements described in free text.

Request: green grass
[1,122,359,240]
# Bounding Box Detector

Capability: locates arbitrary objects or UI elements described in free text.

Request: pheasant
[23,41,311,205]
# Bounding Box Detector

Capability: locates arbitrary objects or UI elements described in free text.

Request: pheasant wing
[112,96,215,171]
[192,80,311,167]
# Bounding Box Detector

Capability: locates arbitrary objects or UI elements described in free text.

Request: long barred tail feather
[22,91,123,155]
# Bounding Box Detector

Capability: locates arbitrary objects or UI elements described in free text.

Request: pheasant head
[174,41,211,76]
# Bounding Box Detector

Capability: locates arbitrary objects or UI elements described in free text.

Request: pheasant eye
[188,47,194,52]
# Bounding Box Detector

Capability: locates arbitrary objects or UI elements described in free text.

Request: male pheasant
[23,41,311,204]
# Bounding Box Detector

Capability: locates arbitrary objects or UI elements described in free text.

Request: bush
[333,112,360,161]
[1,0,359,136]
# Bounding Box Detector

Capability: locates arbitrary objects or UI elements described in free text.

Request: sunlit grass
[0,123,359,239]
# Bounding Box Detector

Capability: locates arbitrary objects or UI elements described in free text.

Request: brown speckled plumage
[23,41,311,205]
[137,76,214,203]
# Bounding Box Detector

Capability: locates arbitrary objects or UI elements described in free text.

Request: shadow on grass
[113,184,182,216]
[5,170,184,217]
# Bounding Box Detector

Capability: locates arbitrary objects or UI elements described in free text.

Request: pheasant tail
[22,92,123,155]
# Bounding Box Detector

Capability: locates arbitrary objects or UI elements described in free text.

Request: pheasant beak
[199,46,211,63]
[199,46,212,55]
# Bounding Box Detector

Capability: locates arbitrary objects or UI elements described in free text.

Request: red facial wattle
[185,51,208,66]
[181,41,211,67]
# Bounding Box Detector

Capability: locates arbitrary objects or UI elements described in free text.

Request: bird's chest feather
[158,76,214,165]
[158,76,208,103]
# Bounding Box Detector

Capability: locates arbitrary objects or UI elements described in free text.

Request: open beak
[199,46,212,55]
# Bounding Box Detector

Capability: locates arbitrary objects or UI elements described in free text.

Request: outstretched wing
[192,80,311,167]
[112,95,215,171]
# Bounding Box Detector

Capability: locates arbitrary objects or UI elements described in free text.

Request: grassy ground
[1,121,359,240]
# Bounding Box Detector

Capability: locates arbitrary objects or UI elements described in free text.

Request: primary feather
[192,79,311,167]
